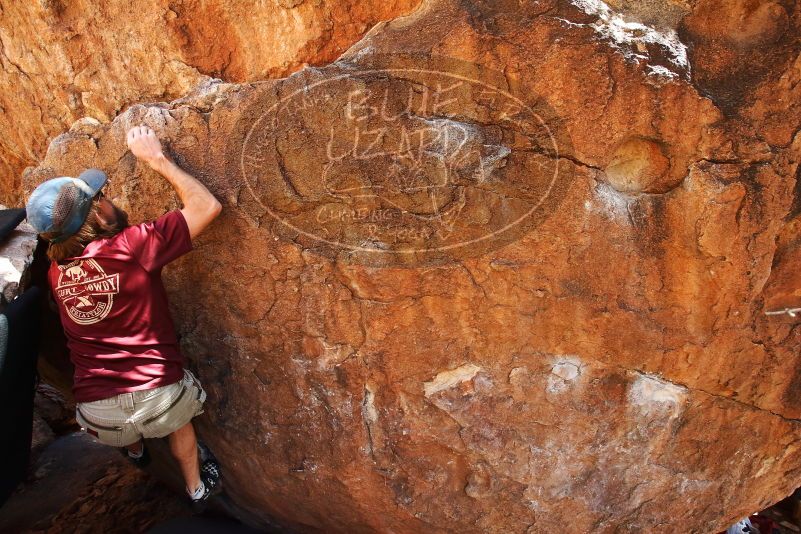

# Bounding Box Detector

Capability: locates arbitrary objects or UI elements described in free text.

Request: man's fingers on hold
[125,125,158,149]
[126,126,144,147]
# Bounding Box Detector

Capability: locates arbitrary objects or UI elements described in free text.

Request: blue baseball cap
[25,169,108,243]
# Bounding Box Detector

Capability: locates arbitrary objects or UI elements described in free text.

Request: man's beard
[97,201,130,234]
[110,203,129,229]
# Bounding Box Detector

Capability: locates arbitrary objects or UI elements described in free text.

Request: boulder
[20,0,801,532]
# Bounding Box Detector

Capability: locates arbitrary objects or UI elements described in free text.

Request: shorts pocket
[191,376,207,417]
[182,369,207,417]
[75,408,126,447]
[139,380,203,439]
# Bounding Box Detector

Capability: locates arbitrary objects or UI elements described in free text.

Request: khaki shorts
[75,368,207,447]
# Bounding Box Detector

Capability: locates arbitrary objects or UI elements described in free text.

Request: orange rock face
[19,0,801,532]
[0,0,421,206]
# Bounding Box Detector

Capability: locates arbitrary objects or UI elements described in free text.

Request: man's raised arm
[126,125,222,239]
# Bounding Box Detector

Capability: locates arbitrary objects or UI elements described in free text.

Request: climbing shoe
[119,441,150,469]
[201,457,222,486]
[189,458,223,513]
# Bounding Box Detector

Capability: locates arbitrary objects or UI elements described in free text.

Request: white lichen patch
[755,457,776,478]
[362,384,378,423]
[546,356,584,394]
[585,180,631,222]
[316,340,356,370]
[552,360,580,380]
[569,0,690,78]
[424,363,482,397]
[628,373,687,417]
[646,65,679,80]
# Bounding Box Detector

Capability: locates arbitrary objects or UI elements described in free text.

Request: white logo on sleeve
[56,259,120,325]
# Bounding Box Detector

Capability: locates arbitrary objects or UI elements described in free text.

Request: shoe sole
[190,482,223,513]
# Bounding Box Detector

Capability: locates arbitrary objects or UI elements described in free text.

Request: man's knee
[169,422,198,453]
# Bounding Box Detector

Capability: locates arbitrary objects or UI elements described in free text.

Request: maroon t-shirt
[48,209,193,402]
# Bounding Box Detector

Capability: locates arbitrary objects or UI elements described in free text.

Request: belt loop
[122,393,134,413]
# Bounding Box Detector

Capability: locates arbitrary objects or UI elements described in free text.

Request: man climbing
[25,125,223,510]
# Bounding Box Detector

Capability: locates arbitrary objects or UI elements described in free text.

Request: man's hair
[43,197,128,262]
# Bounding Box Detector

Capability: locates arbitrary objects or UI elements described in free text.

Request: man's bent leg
[125,440,143,455]
[169,420,201,493]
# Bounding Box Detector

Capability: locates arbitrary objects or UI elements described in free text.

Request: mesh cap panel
[51,182,80,229]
